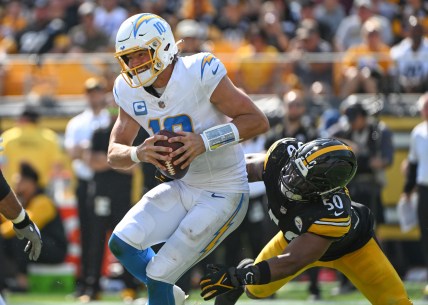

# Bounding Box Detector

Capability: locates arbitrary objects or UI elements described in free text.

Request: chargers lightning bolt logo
[199,194,244,256]
[133,13,162,37]
[201,54,219,79]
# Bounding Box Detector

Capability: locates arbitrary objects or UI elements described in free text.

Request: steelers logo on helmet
[115,13,178,88]
[279,138,357,201]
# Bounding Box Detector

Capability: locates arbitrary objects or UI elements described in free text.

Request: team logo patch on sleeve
[201,54,219,80]
[133,101,147,115]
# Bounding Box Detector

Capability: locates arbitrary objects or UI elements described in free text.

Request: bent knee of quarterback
[108,233,137,259]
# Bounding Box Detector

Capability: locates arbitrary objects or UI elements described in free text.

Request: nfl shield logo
[295,216,303,232]
[158,101,165,108]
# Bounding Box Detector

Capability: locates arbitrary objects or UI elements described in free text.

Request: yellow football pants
[247,232,412,305]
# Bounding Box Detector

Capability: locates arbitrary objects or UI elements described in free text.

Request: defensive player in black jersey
[200,138,412,305]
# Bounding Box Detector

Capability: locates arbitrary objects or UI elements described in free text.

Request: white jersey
[408,121,428,185]
[390,37,428,87]
[113,52,249,193]
[64,108,110,180]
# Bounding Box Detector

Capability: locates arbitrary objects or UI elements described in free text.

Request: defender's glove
[200,263,261,301]
[213,258,254,305]
[13,212,42,261]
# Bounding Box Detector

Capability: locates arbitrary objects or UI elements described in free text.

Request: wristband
[11,209,26,224]
[13,211,32,229]
[130,146,141,163]
[254,260,271,285]
[200,123,240,152]
[235,260,271,285]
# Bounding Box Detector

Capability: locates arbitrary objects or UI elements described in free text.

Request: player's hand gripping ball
[154,129,189,179]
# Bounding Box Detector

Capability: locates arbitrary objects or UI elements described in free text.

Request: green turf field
[4,282,428,305]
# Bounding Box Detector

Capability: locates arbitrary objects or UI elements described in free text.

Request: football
[154,129,189,179]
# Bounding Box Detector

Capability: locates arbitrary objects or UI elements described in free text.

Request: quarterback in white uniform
[107,13,269,305]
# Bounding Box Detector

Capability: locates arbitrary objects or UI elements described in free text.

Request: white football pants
[113,179,249,284]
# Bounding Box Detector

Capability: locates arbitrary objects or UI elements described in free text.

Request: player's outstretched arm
[200,232,332,300]
[264,232,332,282]
[12,206,43,261]
[1,139,42,261]
[245,153,266,182]
[0,188,42,261]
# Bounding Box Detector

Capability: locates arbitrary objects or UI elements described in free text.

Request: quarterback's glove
[200,263,261,301]
[13,212,42,261]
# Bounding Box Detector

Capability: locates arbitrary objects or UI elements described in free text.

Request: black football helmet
[279,138,357,201]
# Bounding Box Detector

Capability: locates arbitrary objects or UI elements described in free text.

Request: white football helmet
[115,13,178,88]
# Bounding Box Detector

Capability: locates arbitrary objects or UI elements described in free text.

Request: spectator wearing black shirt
[14,0,68,54]
[83,104,140,302]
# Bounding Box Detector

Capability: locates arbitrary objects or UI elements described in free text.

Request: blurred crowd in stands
[1,0,428,302]
[0,0,428,98]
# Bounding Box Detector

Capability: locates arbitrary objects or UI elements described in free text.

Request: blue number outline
[148,114,194,134]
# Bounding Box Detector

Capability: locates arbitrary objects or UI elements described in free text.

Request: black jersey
[262,138,375,261]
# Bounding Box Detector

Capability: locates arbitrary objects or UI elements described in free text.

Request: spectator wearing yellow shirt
[1,162,67,291]
[0,108,65,189]
[0,0,27,54]
[235,24,280,94]
[340,17,393,98]
[178,0,216,25]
